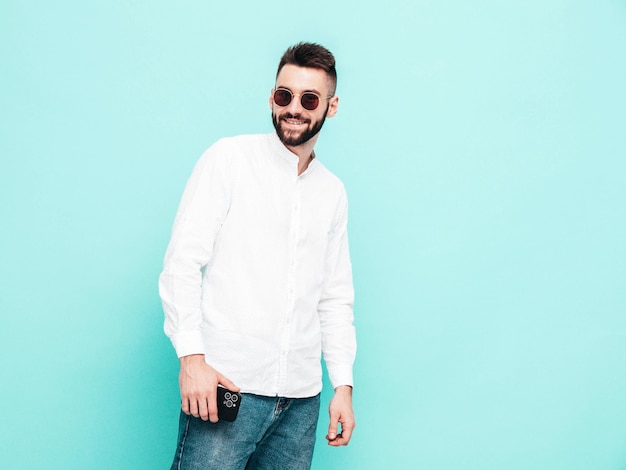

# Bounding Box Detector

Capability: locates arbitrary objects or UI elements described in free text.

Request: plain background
[2,1,626,468]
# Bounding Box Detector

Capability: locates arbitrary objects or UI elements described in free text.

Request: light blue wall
[2,1,625,468]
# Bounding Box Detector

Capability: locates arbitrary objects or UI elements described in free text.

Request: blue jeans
[170,393,321,470]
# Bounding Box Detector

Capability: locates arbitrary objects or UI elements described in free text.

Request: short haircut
[277,42,337,96]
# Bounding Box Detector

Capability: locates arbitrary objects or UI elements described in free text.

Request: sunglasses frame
[273,87,334,111]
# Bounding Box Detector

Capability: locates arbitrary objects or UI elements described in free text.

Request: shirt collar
[269,132,318,175]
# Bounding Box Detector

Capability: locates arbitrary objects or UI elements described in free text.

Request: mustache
[279,113,311,123]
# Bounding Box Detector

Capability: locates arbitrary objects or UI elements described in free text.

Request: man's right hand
[179,354,240,423]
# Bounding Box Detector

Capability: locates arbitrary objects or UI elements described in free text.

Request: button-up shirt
[159,132,356,397]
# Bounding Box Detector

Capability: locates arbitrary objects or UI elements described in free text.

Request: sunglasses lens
[300,93,319,110]
[274,89,292,106]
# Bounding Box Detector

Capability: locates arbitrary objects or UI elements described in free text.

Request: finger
[341,421,356,444]
[181,398,191,416]
[218,375,240,392]
[339,419,355,444]
[326,411,340,441]
[188,398,200,418]
[207,388,219,423]
[327,433,343,446]
[327,419,355,446]
[328,434,351,446]
[198,396,210,421]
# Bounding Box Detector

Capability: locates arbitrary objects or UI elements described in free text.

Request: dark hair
[277,42,337,95]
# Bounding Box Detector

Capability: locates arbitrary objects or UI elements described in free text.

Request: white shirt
[159,132,356,398]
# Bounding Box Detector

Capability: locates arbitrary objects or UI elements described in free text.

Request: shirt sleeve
[158,140,233,358]
[318,187,357,389]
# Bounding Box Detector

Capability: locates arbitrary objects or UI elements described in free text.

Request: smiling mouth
[281,115,309,126]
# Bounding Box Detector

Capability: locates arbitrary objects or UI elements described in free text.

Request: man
[159,42,356,470]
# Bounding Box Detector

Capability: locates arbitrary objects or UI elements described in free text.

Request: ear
[269,88,275,109]
[326,95,339,118]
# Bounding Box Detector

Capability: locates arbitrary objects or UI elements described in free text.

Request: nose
[285,94,304,114]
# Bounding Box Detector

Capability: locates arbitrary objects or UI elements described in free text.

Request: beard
[272,105,328,147]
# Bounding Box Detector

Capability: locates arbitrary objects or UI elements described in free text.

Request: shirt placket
[277,174,301,395]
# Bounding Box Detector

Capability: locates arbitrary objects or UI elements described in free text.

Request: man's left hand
[326,385,355,446]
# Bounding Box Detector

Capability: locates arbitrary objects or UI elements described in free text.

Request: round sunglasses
[273,88,332,111]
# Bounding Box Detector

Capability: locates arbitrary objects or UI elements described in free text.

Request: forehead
[275,64,331,94]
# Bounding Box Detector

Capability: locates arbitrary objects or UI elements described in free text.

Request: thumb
[327,412,340,440]
[218,374,240,392]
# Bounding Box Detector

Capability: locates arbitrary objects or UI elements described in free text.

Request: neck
[295,153,313,176]
[286,135,318,176]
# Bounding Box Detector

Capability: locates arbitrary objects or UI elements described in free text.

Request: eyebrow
[276,86,322,96]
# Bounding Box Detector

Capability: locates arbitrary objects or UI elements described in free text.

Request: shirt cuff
[172,331,205,358]
[328,364,354,390]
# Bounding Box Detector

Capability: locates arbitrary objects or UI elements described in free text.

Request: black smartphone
[217,386,242,422]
